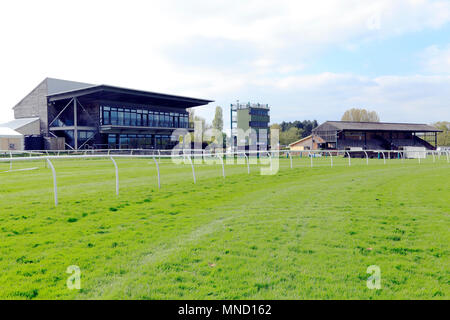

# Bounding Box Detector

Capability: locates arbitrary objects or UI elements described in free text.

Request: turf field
[0,155,448,299]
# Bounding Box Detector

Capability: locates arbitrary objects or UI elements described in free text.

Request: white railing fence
[0,149,448,207]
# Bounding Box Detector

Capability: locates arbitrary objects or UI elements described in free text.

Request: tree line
[270,120,318,146]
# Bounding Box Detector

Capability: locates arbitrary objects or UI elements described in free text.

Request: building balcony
[100,122,194,133]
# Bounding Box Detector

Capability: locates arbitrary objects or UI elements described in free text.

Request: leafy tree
[187,108,212,144]
[280,127,303,145]
[277,120,318,138]
[432,121,450,146]
[341,108,380,122]
[212,106,224,132]
[188,109,210,129]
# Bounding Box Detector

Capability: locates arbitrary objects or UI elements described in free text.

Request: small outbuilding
[288,135,324,151]
[0,127,24,151]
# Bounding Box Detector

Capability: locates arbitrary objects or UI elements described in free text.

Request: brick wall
[13,79,48,135]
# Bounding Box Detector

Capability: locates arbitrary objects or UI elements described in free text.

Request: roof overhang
[0,127,24,137]
[47,85,214,109]
[340,128,442,133]
[313,121,442,133]
[0,117,40,130]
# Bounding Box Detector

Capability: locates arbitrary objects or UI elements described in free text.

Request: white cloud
[422,45,450,73]
[187,70,450,126]
[0,0,449,125]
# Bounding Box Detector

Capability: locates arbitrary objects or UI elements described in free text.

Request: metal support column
[74,98,78,150]
[435,133,437,150]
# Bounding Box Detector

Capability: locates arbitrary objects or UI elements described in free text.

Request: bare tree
[341,108,380,122]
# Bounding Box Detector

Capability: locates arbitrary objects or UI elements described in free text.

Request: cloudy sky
[0,0,449,128]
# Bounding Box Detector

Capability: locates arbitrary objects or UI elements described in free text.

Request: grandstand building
[3,78,213,150]
[312,121,441,150]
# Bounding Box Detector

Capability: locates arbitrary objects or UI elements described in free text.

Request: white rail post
[9,151,12,171]
[189,156,196,184]
[381,151,386,165]
[446,151,449,163]
[363,151,369,166]
[46,158,58,207]
[432,151,436,163]
[328,151,333,167]
[108,149,111,156]
[308,152,313,167]
[244,152,250,174]
[153,156,161,189]
[158,150,161,163]
[110,157,119,196]
[289,152,293,169]
[346,151,351,166]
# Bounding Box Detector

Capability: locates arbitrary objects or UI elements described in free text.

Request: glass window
[102,108,110,125]
[149,112,154,126]
[164,114,169,127]
[137,113,142,126]
[119,135,128,148]
[111,109,118,125]
[145,135,153,147]
[161,135,170,148]
[108,134,116,148]
[129,135,138,148]
[143,113,148,126]
[118,109,124,126]
[138,134,145,146]
[124,111,130,126]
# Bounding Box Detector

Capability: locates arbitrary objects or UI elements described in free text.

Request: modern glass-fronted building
[11,78,213,150]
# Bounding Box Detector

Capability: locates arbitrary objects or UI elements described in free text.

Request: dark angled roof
[313,121,441,133]
[47,83,214,108]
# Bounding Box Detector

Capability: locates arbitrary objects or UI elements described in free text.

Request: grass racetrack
[0,155,448,299]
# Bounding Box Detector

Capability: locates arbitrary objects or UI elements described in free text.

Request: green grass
[0,156,448,299]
